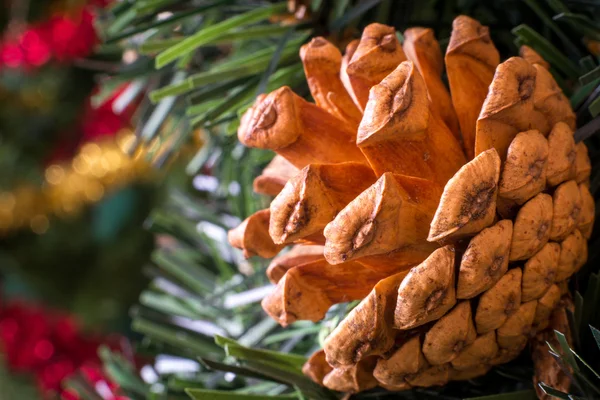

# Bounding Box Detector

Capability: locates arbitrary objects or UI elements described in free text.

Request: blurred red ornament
[0,300,128,399]
[82,83,137,141]
[0,41,25,68]
[20,28,52,67]
[0,1,105,71]
[49,9,98,62]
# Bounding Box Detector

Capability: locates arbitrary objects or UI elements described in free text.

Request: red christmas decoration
[82,83,138,142]
[0,300,128,399]
[0,4,103,71]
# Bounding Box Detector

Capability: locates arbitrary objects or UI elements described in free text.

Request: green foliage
[0,354,39,400]
[536,275,600,399]
[96,0,312,172]
[78,175,339,398]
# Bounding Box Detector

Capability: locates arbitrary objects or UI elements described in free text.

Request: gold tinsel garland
[0,130,152,235]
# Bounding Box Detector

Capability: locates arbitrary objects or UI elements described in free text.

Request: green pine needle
[186,389,298,399]
[464,390,537,400]
[155,3,288,68]
[580,66,600,86]
[512,24,582,79]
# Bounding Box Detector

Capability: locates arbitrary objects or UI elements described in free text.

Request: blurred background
[0,1,161,397]
[0,0,599,399]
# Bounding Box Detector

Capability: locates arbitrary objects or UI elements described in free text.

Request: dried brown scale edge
[422,301,477,365]
[555,229,587,282]
[323,173,441,265]
[269,162,376,245]
[546,122,577,188]
[532,284,562,332]
[575,142,592,184]
[372,335,426,387]
[456,219,512,299]
[578,183,595,239]
[356,60,466,187]
[475,268,522,334]
[496,300,537,350]
[393,246,457,330]
[498,129,548,205]
[428,149,501,242]
[299,36,362,129]
[509,192,553,261]
[227,209,285,259]
[323,270,409,369]
[262,258,405,326]
[253,155,298,196]
[532,64,576,131]
[550,180,583,242]
[519,45,550,70]
[450,331,498,371]
[476,56,560,161]
[346,23,407,110]
[266,244,324,283]
[521,243,560,302]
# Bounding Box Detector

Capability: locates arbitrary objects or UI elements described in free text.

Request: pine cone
[228,15,593,397]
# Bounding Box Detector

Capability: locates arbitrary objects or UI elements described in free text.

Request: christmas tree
[7,0,600,399]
